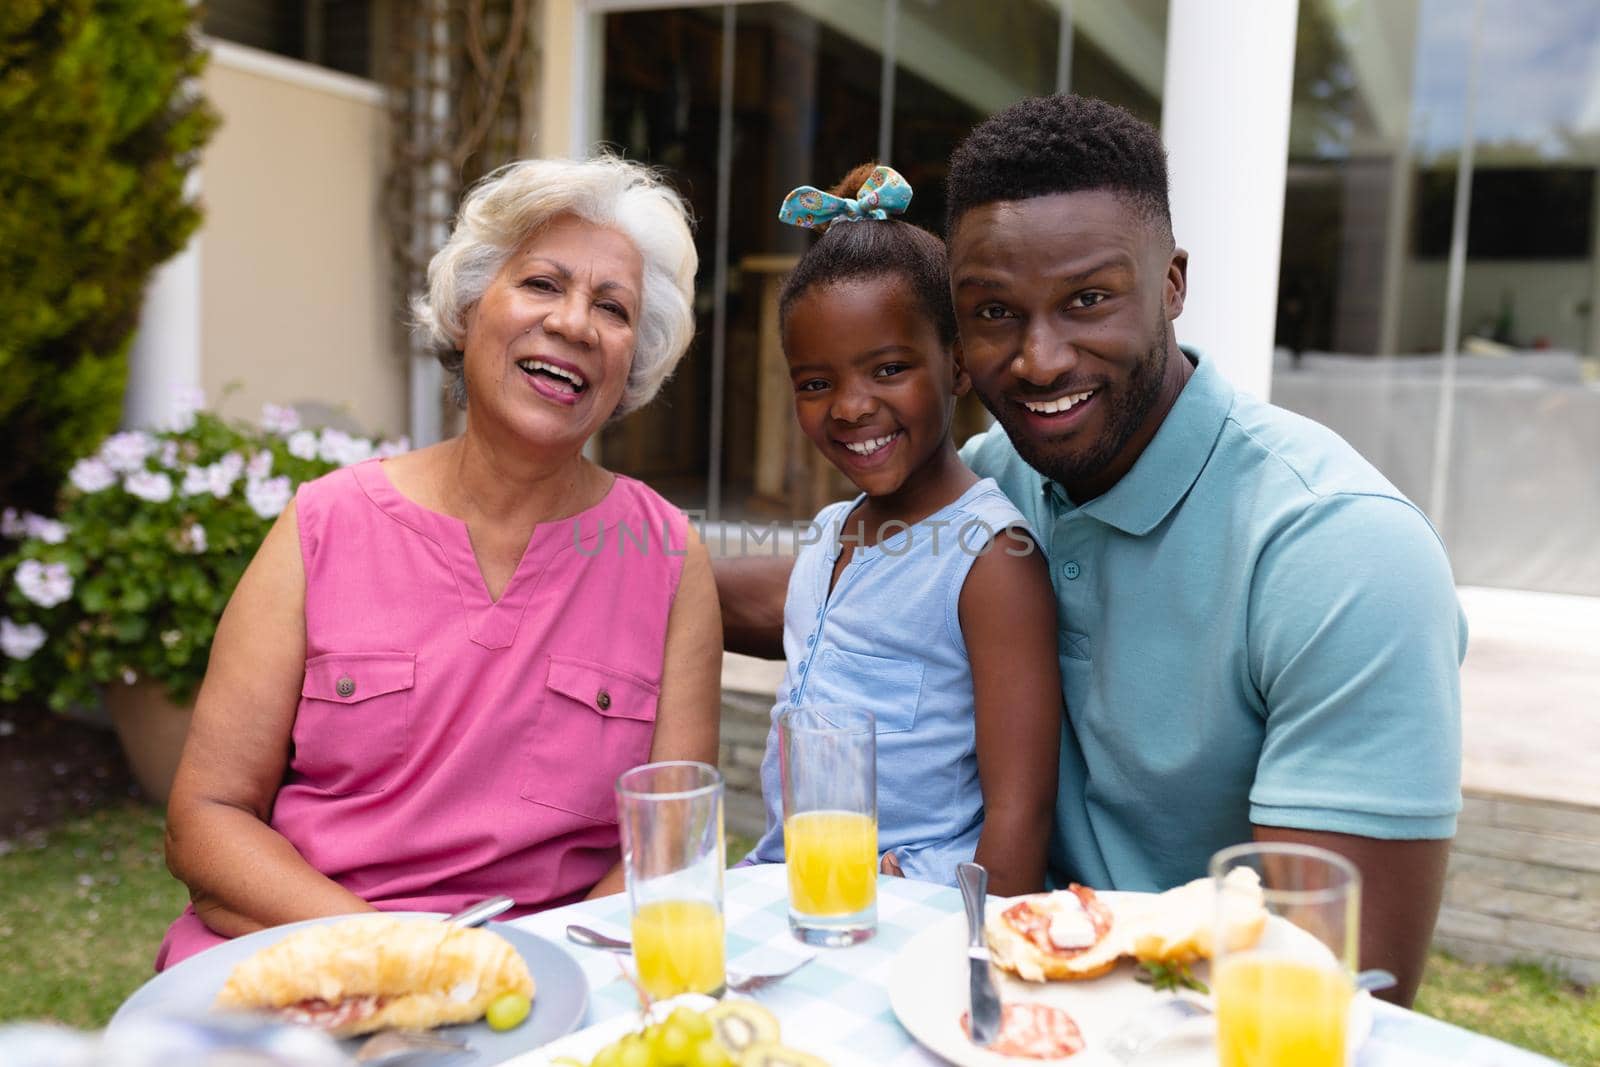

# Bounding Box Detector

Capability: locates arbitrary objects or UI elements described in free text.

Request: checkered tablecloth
[511,864,1561,1067]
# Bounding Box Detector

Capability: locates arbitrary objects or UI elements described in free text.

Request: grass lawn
[2,804,1594,1064]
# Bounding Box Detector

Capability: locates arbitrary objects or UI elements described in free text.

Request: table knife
[957,861,1002,1047]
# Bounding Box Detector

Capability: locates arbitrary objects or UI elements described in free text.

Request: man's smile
[1021,389,1096,417]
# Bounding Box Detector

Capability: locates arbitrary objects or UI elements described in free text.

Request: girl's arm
[959,528,1062,897]
[586,527,723,898]
[165,501,375,936]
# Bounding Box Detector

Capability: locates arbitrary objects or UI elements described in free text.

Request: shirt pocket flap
[546,655,658,722]
[302,652,416,704]
[816,647,923,733]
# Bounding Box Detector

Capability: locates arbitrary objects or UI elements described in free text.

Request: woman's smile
[515,356,589,406]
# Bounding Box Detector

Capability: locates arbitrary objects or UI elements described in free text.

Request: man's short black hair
[945,94,1171,240]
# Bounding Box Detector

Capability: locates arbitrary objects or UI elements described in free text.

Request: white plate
[887,892,1373,1067]
[110,913,590,1065]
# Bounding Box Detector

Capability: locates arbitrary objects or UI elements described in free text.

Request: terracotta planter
[104,681,194,807]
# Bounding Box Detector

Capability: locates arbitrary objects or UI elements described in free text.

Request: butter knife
[957,861,1001,1047]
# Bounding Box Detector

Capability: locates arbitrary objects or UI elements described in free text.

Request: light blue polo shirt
[960,353,1466,892]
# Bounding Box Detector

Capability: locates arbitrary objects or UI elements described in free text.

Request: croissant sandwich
[214,915,535,1037]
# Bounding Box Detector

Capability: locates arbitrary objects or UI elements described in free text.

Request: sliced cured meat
[1001,885,1115,958]
[276,994,385,1031]
[961,1002,1085,1059]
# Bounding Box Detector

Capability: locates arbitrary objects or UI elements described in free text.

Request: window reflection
[1275,0,1600,596]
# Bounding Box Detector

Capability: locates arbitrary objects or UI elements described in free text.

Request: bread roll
[986,884,1126,982]
[214,915,535,1037]
[1128,867,1267,964]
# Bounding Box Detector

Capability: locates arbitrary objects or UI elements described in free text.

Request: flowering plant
[1,391,407,711]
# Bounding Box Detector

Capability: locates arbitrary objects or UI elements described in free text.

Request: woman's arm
[587,527,724,899]
[164,501,373,935]
[959,530,1062,897]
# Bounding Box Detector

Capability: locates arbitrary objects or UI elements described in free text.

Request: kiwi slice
[705,1001,780,1054]
[739,1042,827,1067]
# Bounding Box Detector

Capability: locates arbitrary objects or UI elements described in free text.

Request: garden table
[512,864,1559,1067]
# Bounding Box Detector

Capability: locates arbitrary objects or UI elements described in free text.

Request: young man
[717,95,1464,1006]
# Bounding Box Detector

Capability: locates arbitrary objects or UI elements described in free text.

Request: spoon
[565,924,814,995]
[565,924,632,951]
[446,895,515,928]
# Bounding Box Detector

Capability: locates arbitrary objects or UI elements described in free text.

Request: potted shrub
[0,392,406,804]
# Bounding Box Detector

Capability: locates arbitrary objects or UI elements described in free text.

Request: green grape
[670,1007,713,1043]
[653,1018,694,1066]
[619,1033,655,1067]
[486,992,531,1031]
[687,1038,734,1067]
[592,1041,626,1067]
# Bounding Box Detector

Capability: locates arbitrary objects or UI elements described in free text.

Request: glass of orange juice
[1210,842,1361,1067]
[778,704,877,946]
[615,761,726,998]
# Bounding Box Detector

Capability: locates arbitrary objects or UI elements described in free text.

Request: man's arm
[1246,493,1466,1008]
[710,555,793,659]
[1252,827,1450,1007]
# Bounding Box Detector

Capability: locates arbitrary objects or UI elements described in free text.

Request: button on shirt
[961,353,1467,892]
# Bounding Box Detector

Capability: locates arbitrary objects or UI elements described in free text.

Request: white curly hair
[412,155,698,417]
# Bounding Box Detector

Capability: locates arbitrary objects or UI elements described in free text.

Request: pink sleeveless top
[157,459,688,968]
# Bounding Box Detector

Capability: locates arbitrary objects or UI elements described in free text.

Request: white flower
[316,428,352,464]
[23,515,68,545]
[181,465,210,497]
[217,452,245,480]
[0,509,24,538]
[124,470,174,503]
[186,523,208,553]
[68,458,117,493]
[169,387,206,432]
[160,629,183,649]
[261,403,301,435]
[99,431,155,473]
[374,437,411,459]
[15,560,73,608]
[159,441,181,469]
[286,430,318,460]
[314,428,375,466]
[205,462,237,499]
[121,668,137,685]
[246,475,292,519]
[0,618,46,660]
[246,450,274,480]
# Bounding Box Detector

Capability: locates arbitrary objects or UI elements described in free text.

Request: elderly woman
[158,157,721,968]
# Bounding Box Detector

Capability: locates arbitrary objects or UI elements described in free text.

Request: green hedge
[0,0,215,511]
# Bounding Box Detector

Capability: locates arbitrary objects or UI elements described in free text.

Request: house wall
[198,42,407,438]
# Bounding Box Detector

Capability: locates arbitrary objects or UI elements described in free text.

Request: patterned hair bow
[778,165,913,229]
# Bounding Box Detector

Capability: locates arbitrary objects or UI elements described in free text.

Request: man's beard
[983,331,1169,497]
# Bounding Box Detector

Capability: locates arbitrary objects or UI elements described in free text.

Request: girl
[748,164,1062,895]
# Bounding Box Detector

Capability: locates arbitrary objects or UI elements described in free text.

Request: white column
[1160,0,1298,401]
[124,187,202,429]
